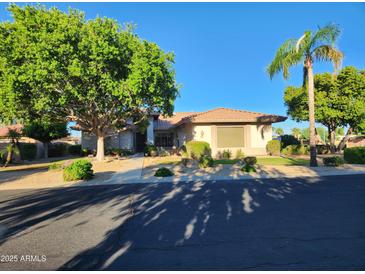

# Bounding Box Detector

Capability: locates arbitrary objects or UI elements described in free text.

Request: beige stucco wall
[178,123,272,157]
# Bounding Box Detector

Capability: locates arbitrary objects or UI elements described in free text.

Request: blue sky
[1,2,364,135]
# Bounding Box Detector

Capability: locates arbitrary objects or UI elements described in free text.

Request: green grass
[257,157,309,166]
[214,159,240,165]
[214,157,309,166]
[0,157,86,172]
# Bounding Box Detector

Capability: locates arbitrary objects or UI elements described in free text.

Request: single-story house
[81,107,287,157]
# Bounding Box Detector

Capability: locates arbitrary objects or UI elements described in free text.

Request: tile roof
[154,112,197,130]
[156,108,287,130]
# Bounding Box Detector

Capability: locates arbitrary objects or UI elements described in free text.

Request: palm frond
[267,38,302,79]
[310,23,341,49]
[312,45,343,70]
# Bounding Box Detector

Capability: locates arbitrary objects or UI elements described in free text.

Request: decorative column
[146,117,154,144]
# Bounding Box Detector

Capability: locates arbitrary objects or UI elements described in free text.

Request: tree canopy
[284,66,365,150]
[0,4,179,160]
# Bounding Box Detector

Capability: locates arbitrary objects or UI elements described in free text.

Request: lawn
[0,157,86,172]
[257,157,309,166]
[214,157,309,166]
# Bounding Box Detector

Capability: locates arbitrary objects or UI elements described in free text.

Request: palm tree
[291,127,301,139]
[267,24,343,167]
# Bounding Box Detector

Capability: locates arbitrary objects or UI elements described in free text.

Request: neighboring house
[347,135,365,148]
[0,124,44,159]
[81,107,287,157]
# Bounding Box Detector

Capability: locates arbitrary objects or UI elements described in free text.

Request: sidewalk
[78,154,145,186]
[128,163,365,184]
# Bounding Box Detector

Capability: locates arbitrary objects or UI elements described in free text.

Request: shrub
[281,145,309,156]
[199,155,214,168]
[344,147,365,164]
[241,164,256,173]
[222,149,232,159]
[68,145,82,156]
[63,159,93,181]
[323,156,344,167]
[81,148,92,156]
[266,140,281,156]
[235,149,245,159]
[154,167,174,177]
[243,156,257,166]
[144,144,158,157]
[280,134,300,149]
[186,141,211,159]
[19,143,37,161]
[48,143,68,157]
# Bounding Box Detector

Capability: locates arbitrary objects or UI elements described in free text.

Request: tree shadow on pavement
[1,175,365,270]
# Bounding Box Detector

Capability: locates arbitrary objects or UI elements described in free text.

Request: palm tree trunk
[307,65,318,166]
[4,143,14,167]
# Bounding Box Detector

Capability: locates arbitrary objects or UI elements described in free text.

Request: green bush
[243,156,257,166]
[144,144,158,157]
[281,145,309,156]
[68,145,82,155]
[322,156,344,167]
[280,134,300,149]
[241,164,256,173]
[48,143,68,157]
[235,149,245,159]
[154,167,174,177]
[344,147,365,164]
[186,141,211,159]
[222,149,232,159]
[63,159,93,181]
[81,148,91,156]
[19,143,37,161]
[199,155,214,168]
[266,140,281,156]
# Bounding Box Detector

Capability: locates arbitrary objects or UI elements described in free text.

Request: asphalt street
[0,174,365,270]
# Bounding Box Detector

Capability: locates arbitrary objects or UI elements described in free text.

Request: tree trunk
[328,127,336,154]
[96,130,105,162]
[4,143,14,167]
[337,127,353,151]
[307,65,318,167]
[44,143,49,159]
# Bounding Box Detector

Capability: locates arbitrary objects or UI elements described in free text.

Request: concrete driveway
[0,175,365,270]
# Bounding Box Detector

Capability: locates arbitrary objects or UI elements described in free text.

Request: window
[155,132,174,147]
[217,127,245,148]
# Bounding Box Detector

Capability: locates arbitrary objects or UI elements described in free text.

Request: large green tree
[267,24,343,166]
[0,4,179,161]
[284,66,365,152]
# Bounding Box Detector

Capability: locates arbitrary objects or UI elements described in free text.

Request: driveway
[0,175,365,270]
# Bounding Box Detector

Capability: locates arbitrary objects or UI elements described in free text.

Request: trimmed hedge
[243,156,257,166]
[20,143,37,161]
[281,145,309,156]
[344,147,365,164]
[63,160,93,181]
[322,156,344,167]
[266,140,280,156]
[48,143,68,157]
[68,145,82,155]
[199,155,214,168]
[154,167,174,177]
[186,141,211,159]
